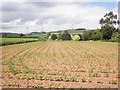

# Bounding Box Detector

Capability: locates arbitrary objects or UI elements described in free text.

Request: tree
[99,11,118,40]
[91,29,102,40]
[83,31,90,40]
[51,34,57,40]
[61,30,71,40]
[2,33,8,37]
[19,33,25,37]
[63,30,69,34]
[47,33,51,39]
[99,11,117,28]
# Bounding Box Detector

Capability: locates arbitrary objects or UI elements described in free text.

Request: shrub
[91,29,102,40]
[72,35,81,41]
[61,30,71,40]
[61,34,71,40]
[109,33,120,42]
[82,31,89,40]
[51,34,57,40]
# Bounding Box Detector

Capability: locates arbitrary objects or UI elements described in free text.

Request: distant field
[50,30,85,35]
[0,38,38,46]
[1,41,118,88]
[68,30,85,34]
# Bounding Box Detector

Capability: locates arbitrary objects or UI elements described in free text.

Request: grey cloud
[2,2,22,12]
[2,24,14,29]
[27,2,57,7]
[2,2,37,23]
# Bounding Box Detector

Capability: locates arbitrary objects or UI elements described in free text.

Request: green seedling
[97,78,102,83]
[104,73,109,77]
[82,77,86,82]
[109,80,117,84]
[92,73,100,77]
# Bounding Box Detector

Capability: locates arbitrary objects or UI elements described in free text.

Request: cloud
[1,2,118,33]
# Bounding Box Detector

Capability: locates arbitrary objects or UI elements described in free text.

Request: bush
[61,30,71,40]
[109,33,120,42]
[109,38,119,42]
[101,26,116,40]
[72,35,81,41]
[61,34,71,40]
[83,31,89,40]
[91,29,102,40]
[51,34,57,40]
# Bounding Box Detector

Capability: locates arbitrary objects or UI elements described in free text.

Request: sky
[1,0,119,34]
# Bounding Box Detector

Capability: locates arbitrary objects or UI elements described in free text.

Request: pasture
[1,41,118,88]
[0,38,38,46]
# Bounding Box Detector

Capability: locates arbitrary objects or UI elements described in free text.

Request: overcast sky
[1,0,119,34]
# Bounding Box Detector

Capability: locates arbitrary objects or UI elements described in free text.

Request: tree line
[49,11,119,42]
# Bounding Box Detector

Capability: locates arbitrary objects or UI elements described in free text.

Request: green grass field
[0,38,38,46]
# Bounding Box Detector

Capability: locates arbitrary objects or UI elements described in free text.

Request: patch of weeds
[109,80,117,84]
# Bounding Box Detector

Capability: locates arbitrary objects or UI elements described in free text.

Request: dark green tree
[91,29,102,40]
[19,33,25,37]
[99,11,118,40]
[61,30,71,40]
[82,31,89,40]
[51,34,57,40]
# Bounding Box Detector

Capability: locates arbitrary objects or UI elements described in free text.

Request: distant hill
[28,32,41,35]
[48,28,86,35]
[0,32,20,36]
[0,28,87,38]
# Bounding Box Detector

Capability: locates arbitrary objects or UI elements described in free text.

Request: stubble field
[1,41,119,88]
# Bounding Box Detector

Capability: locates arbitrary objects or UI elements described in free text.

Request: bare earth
[1,41,119,88]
